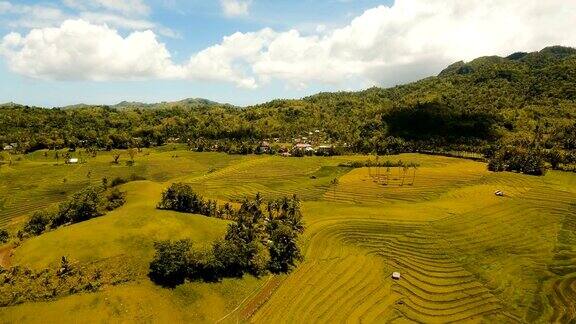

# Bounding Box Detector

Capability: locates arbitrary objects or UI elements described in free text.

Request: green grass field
[1,149,575,323]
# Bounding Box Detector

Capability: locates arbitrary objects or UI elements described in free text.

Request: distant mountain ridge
[111,98,234,110]
[0,98,233,110]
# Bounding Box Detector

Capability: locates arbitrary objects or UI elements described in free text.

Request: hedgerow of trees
[157,183,235,219]
[487,146,547,175]
[19,186,126,239]
[149,192,304,287]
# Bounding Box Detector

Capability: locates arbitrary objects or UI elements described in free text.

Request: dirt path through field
[0,244,13,268]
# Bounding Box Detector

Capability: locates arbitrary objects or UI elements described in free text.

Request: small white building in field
[3,145,14,151]
[68,158,79,164]
[392,272,401,280]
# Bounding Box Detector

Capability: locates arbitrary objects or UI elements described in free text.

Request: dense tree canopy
[149,194,305,287]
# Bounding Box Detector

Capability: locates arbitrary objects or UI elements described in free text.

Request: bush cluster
[157,183,235,219]
[488,147,547,176]
[106,174,146,188]
[0,255,135,306]
[0,228,8,244]
[19,186,126,239]
[149,194,304,287]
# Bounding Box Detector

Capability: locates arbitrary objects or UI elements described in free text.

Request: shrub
[149,240,193,287]
[157,183,206,214]
[110,177,128,187]
[0,228,8,244]
[248,241,271,277]
[105,188,126,211]
[52,187,103,227]
[211,240,245,278]
[268,224,303,273]
[21,210,53,237]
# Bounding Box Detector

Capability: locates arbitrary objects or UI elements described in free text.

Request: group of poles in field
[329,157,420,200]
[367,157,419,186]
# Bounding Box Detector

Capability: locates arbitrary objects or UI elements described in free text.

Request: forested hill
[1,46,575,162]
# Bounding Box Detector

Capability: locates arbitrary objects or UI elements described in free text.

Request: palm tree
[367,158,372,178]
[375,155,380,183]
[401,165,409,186]
[411,163,418,186]
[383,161,393,186]
[330,178,339,200]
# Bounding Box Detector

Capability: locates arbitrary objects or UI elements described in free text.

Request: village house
[2,144,14,151]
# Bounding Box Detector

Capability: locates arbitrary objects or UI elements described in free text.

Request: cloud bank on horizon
[0,0,575,92]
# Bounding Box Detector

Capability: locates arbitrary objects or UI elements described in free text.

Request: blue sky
[0,0,574,107]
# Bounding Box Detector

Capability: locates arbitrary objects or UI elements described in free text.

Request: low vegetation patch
[105,174,147,188]
[0,256,135,307]
[149,194,304,287]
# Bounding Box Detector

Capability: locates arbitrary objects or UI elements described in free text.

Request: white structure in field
[392,272,401,280]
[68,158,79,164]
[294,143,314,152]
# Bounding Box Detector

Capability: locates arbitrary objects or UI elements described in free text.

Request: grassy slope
[1,151,575,323]
[0,180,265,323]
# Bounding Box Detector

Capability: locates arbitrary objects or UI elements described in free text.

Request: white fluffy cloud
[195,0,576,88]
[0,20,180,81]
[220,0,252,17]
[1,0,576,88]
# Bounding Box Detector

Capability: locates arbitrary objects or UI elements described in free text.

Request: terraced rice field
[244,155,576,323]
[1,150,575,323]
[185,156,353,201]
